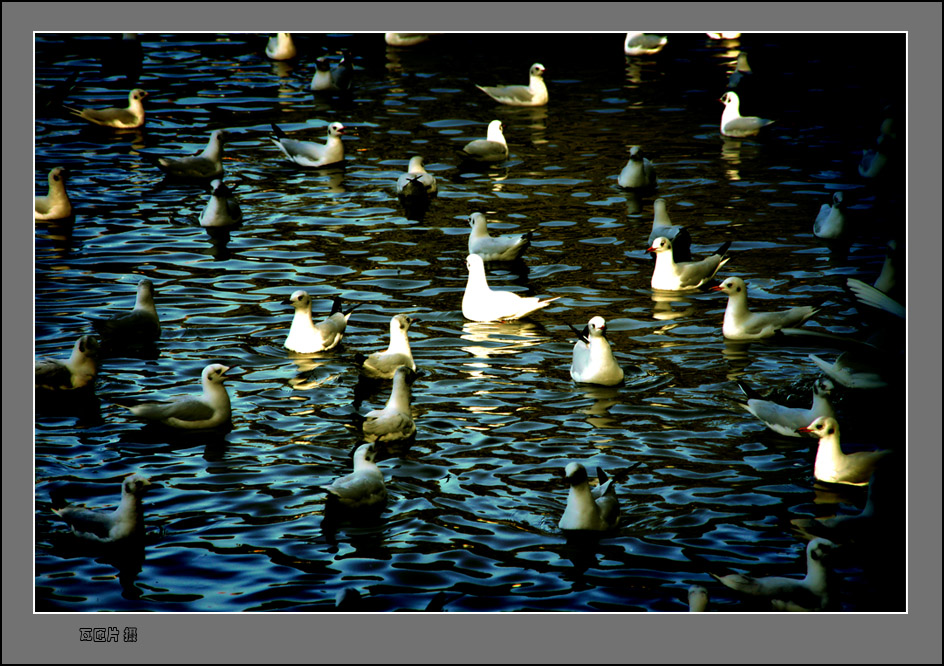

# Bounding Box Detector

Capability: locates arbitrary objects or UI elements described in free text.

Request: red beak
[796,426,812,433]
[645,246,657,253]
[709,285,723,291]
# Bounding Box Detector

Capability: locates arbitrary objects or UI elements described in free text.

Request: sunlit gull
[647,236,730,291]
[476,63,548,107]
[797,416,892,487]
[199,179,243,227]
[271,122,345,168]
[711,538,838,611]
[124,363,232,430]
[706,32,741,40]
[688,585,709,612]
[813,191,848,240]
[468,212,531,262]
[396,156,438,199]
[460,120,508,163]
[623,32,667,56]
[710,277,818,340]
[266,32,296,60]
[322,443,387,509]
[362,366,416,443]
[285,292,359,353]
[559,464,620,531]
[736,377,835,438]
[310,51,354,92]
[35,335,99,391]
[618,145,657,189]
[846,278,905,319]
[35,167,72,220]
[727,52,752,90]
[65,88,148,129]
[462,253,558,322]
[93,278,161,344]
[384,33,432,47]
[358,314,417,379]
[144,129,226,180]
[719,91,774,138]
[570,316,624,386]
[51,474,152,543]
[647,198,691,263]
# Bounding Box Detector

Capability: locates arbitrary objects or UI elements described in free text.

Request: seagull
[92,278,161,344]
[846,278,905,319]
[35,167,72,220]
[65,88,148,129]
[647,236,731,291]
[711,538,838,611]
[199,179,242,227]
[570,316,624,386]
[462,254,559,322]
[719,91,774,138]
[797,416,893,486]
[358,314,417,379]
[809,353,891,390]
[51,474,152,543]
[124,363,232,430]
[618,145,657,189]
[322,443,387,509]
[384,33,432,47]
[460,120,508,163]
[144,129,226,180]
[310,51,354,92]
[647,198,692,263]
[814,192,848,240]
[688,585,709,612]
[396,156,438,199]
[559,463,620,531]
[266,32,296,61]
[736,377,835,437]
[35,335,99,391]
[710,277,819,340]
[362,365,416,443]
[476,63,548,107]
[285,292,359,353]
[858,135,890,179]
[707,32,741,40]
[623,32,667,56]
[727,52,752,90]
[467,212,532,262]
[270,122,345,168]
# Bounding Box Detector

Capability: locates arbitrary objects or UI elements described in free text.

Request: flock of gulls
[34,31,905,613]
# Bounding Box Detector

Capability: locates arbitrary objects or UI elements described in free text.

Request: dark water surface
[35,32,906,613]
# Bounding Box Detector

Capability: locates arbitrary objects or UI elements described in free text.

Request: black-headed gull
[719,91,774,138]
[35,335,99,391]
[93,278,161,344]
[736,377,835,438]
[618,145,657,189]
[51,474,152,543]
[797,416,892,486]
[476,63,548,107]
[460,120,508,163]
[145,129,226,180]
[322,443,387,509]
[271,122,345,168]
[623,32,667,56]
[266,32,296,61]
[559,464,620,531]
[66,88,148,129]
[462,254,558,322]
[712,538,838,611]
[35,167,72,220]
[285,292,358,354]
[467,212,532,262]
[124,363,232,430]
[688,585,709,612]
[199,179,243,227]
[396,156,437,199]
[711,277,819,340]
[647,198,692,263]
[570,316,624,386]
[310,51,354,92]
[648,236,731,291]
[813,192,848,240]
[358,314,417,379]
[362,366,416,443]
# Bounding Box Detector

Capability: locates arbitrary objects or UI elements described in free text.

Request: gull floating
[362,366,416,443]
[570,316,624,386]
[358,314,417,379]
[719,91,774,138]
[124,363,232,430]
[813,191,848,240]
[468,212,531,262]
[285,292,358,353]
[618,145,657,189]
[624,32,667,56]
[322,443,387,509]
[647,198,692,263]
[476,63,548,107]
[736,377,835,438]
[310,51,354,92]
[199,179,242,227]
[36,335,99,391]
[66,88,148,129]
[797,416,892,486]
[51,473,152,543]
[462,254,558,322]
[396,156,437,199]
[559,463,620,531]
[266,33,296,61]
[460,120,508,163]
[144,129,226,180]
[688,585,709,612]
[648,236,731,291]
[711,277,819,340]
[271,122,345,168]
[93,278,161,345]
[35,167,72,220]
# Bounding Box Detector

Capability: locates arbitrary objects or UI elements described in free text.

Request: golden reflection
[650,289,696,321]
[625,190,643,215]
[270,61,294,79]
[460,320,547,358]
[721,138,743,180]
[624,59,643,85]
[575,385,622,428]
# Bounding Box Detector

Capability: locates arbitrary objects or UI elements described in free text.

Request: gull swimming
[362,366,416,443]
[124,363,232,430]
[476,63,548,107]
[688,585,709,612]
[310,51,354,92]
[736,377,835,437]
[271,122,345,168]
[358,314,417,379]
[384,33,432,47]
[468,212,532,262]
[711,277,819,340]
[396,156,437,199]
[648,236,731,291]
[51,473,152,543]
[35,167,72,220]
[719,91,774,138]
[647,198,692,263]
[66,88,148,129]
[266,33,296,60]
[36,335,99,391]
[618,145,657,189]
[462,254,558,322]
[623,32,667,56]
[199,179,243,227]
[93,278,161,344]
[813,192,848,240]
[285,292,359,353]
[570,316,624,386]
[145,129,226,180]
[559,463,620,531]
[322,443,387,509]
[797,416,892,486]
[460,120,508,163]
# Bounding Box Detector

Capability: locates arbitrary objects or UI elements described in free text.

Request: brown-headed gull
[719,91,774,138]
[797,416,892,486]
[93,278,161,344]
[711,277,819,340]
[462,254,558,322]
[322,443,387,509]
[647,198,692,263]
[460,120,508,163]
[476,63,548,107]
[199,179,242,227]
[736,377,835,438]
[467,212,532,262]
[569,316,624,386]
[35,167,72,220]
[624,32,667,55]
[285,292,358,353]
[688,585,709,612]
[124,363,232,430]
[618,145,657,189]
[648,236,731,291]
[358,314,417,379]
[266,32,296,60]
[66,88,148,129]
[559,464,620,531]
[51,474,152,543]
[396,156,437,199]
[813,191,848,240]
[145,129,226,180]
[271,122,345,168]
[362,366,416,443]
[35,335,99,391]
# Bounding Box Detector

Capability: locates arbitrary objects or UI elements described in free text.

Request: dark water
[35,32,906,613]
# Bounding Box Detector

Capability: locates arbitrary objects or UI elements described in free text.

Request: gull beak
[709,285,724,292]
